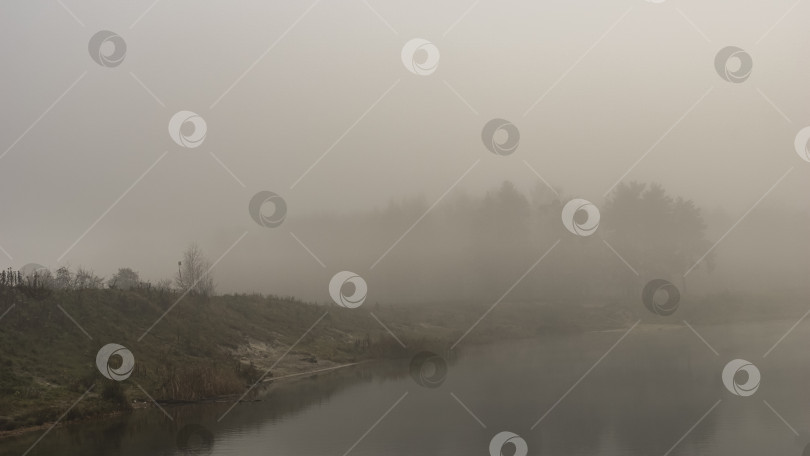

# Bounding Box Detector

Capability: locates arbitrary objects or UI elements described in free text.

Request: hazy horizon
[1,0,808,302]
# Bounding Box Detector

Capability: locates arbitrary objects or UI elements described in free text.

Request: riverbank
[0,287,453,433]
[0,359,371,438]
[1,285,802,435]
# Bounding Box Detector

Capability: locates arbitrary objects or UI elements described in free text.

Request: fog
[0,0,808,304]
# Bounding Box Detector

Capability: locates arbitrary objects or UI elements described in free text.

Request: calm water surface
[3,320,810,456]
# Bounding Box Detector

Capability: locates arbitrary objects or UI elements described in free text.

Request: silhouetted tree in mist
[74,267,104,289]
[472,181,535,292]
[176,243,215,296]
[108,267,141,290]
[602,182,712,292]
[25,268,54,288]
[55,266,72,289]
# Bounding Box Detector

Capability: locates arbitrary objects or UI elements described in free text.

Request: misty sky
[0,0,808,300]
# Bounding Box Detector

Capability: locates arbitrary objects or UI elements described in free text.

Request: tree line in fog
[0,242,216,296]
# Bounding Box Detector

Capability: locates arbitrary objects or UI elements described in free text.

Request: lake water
[3,320,810,456]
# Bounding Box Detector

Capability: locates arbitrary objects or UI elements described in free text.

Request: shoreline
[259,361,368,383]
[2,317,797,439]
[0,360,371,439]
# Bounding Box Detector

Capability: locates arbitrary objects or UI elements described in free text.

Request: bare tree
[175,243,215,296]
[74,267,104,289]
[155,278,174,292]
[28,269,54,288]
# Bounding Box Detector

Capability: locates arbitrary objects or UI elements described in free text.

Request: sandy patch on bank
[228,337,347,380]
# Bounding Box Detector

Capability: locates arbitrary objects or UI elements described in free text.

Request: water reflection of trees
[530,334,723,456]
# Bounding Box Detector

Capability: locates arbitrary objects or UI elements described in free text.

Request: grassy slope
[0,287,486,431]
